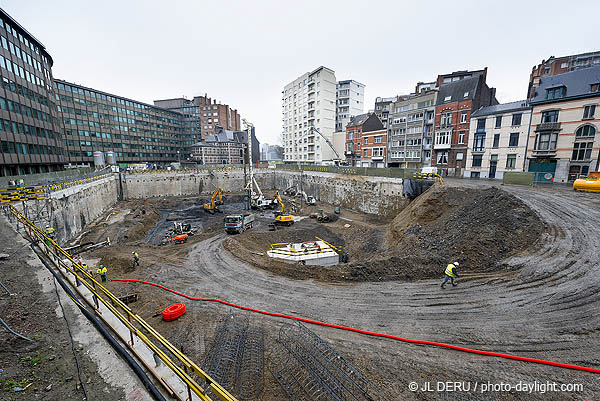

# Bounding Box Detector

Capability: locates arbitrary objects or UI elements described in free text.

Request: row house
[527,66,600,182]
[344,113,384,167]
[433,74,497,176]
[374,96,400,129]
[387,89,437,168]
[464,101,532,179]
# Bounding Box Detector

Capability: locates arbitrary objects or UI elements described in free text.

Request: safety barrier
[5,204,238,401]
[269,237,342,257]
[412,172,444,185]
[0,172,113,203]
[125,166,244,175]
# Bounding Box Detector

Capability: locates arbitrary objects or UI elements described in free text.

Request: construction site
[1,158,600,401]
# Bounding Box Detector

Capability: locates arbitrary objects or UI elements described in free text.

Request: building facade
[387,89,437,168]
[282,66,337,164]
[55,79,184,166]
[336,79,365,131]
[374,96,399,129]
[360,128,387,168]
[153,94,241,141]
[190,126,259,165]
[527,67,600,183]
[344,113,384,166]
[0,8,64,176]
[528,51,600,99]
[464,101,531,179]
[433,75,497,176]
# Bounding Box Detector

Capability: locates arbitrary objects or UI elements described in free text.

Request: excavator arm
[272,191,285,215]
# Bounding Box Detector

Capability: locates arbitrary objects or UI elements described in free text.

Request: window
[472,155,482,167]
[437,151,448,164]
[495,116,502,128]
[541,110,559,123]
[441,112,452,127]
[435,131,450,145]
[473,133,485,152]
[363,149,368,157]
[535,132,558,150]
[364,137,368,144]
[444,96,451,102]
[463,91,469,98]
[583,105,596,120]
[508,133,519,147]
[458,130,465,144]
[561,62,568,68]
[460,111,467,123]
[512,113,522,126]
[374,136,383,144]
[572,142,593,160]
[506,154,516,169]
[576,125,596,137]
[477,118,486,130]
[591,83,600,93]
[546,86,565,100]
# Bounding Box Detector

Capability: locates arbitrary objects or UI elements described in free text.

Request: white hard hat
[453,262,459,266]
[45,225,50,228]
[132,251,135,254]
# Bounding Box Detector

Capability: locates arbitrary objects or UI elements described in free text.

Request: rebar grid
[272,322,384,401]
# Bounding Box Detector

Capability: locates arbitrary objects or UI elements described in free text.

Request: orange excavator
[203,188,224,214]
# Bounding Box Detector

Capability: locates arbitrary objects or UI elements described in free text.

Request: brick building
[433,74,497,176]
[344,113,384,166]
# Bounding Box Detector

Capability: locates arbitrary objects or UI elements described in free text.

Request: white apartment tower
[336,80,365,131]
[282,66,364,164]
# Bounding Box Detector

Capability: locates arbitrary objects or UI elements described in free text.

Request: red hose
[112,278,600,374]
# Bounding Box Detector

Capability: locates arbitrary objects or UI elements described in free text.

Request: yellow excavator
[273,191,294,226]
[203,188,224,214]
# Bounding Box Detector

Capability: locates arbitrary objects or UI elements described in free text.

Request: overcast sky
[3,0,598,145]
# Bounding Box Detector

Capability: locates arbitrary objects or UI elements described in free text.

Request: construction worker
[132,251,140,266]
[97,265,107,283]
[441,262,459,289]
[44,225,55,239]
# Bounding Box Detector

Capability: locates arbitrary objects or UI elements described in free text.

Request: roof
[436,77,480,105]
[531,66,600,104]
[0,7,52,65]
[346,113,370,128]
[472,100,530,117]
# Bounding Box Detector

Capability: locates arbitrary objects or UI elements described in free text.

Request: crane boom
[309,126,342,161]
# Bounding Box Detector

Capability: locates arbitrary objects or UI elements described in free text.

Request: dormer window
[591,83,600,93]
[444,96,451,102]
[546,86,565,100]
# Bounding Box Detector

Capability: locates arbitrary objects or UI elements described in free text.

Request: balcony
[433,143,450,150]
[535,122,561,132]
[472,147,485,153]
[372,156,384,161]
[531,148,557,157]
[423,143,431,150]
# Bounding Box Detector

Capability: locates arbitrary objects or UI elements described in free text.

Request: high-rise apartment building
[336,79,364,131]
[374,96,401,129]
[0,8,64,176]
[282,66,364,164]
[282,66,338,164]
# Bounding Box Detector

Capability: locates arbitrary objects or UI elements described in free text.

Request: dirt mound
[367,185,544,280]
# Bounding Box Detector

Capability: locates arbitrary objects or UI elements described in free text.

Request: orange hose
[112,278,600,374]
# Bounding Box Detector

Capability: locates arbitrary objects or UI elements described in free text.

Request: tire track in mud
[141,186,600,399]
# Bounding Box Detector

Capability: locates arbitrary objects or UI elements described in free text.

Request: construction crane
[309,126,346,165]
[242,119,274,209]
[203,188,223,214]
[272,191,294,226]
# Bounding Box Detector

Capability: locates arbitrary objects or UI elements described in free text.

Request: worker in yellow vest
[441,262,459,289]
[97,265,107,283]
[132,251,140,266]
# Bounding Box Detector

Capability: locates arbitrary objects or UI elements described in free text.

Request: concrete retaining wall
[122,170,407,216]
[266,170,407,216]
[14,174,120,243]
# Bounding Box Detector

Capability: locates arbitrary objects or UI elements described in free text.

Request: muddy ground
[0,217,125,401]
[76,185,600,400]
